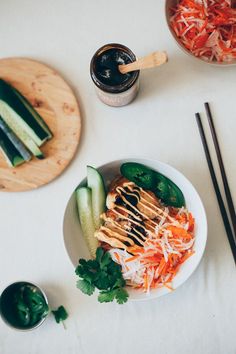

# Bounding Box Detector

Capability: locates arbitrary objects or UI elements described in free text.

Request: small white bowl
[165,0,236,67]
[63,158,207,301]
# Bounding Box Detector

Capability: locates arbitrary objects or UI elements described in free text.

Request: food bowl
[63,158,207,301]
[0,281,49,331]
[165,0,236,66]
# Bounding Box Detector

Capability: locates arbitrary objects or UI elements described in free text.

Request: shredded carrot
[125,255,139,263]
[128,246,145,254]
[170,0,236,63]
[188,213,195,232]
[144,272,149,292]
[108,200,196,294]
[148,257,165,282]
[164,283,174,291]
[142,254,162,263]
[180,250,195,264]
[114,251,121,263]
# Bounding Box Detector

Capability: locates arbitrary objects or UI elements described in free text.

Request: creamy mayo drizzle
[98,180,185,248]
[104,217,146,242]
[128,185,177,224]
[100,226,135,246]
[116,186,163,228]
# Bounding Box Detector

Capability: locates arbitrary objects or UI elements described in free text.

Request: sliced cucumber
[0,101,44,159]
[0,79,51,146]
[87,166,106,229]
[12,87,52,138]
[0,116,31,162]
[76,187,99,258]
[0,98,41,147]
[0,127,25,167]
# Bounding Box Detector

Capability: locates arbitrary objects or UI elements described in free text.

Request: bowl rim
[0,280,49,331]
[63,157,208,301]
[165,0,236,67]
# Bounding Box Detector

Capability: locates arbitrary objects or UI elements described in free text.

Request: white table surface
[0,1,236,353]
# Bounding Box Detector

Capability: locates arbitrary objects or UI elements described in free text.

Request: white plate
[63,158,207,301]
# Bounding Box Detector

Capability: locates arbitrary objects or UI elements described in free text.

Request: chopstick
[204,102,236,238]
[195,111,236,264]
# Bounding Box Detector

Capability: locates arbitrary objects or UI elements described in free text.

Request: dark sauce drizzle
[115,186,147,246]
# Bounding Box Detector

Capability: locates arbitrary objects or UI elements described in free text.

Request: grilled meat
[95,176,164,250]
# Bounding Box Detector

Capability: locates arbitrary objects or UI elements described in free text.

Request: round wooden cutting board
[0,58,81,192]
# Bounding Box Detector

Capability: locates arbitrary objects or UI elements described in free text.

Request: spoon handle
[119,51,168,74]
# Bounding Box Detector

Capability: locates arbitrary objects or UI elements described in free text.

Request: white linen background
[0,1,235,354]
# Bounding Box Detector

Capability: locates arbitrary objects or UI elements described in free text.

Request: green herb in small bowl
[0,281,49,331]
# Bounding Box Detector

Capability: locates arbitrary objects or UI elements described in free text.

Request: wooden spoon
[118,51,168,74]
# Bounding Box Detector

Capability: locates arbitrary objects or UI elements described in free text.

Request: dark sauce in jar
[90,43,140,106]
[94,48,134,86]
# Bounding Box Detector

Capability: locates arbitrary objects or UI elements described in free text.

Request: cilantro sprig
[52,305,68,324]
[75,247,129,304]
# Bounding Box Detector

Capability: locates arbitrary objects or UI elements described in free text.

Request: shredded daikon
[170,0,236,62]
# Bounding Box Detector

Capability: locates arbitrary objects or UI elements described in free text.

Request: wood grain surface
[0,58,81,192]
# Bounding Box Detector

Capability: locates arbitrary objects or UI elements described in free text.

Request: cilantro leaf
[94,274,110,290]
[114,288,129,304]
[78,258,87,267]
[107,260,122,275]
[75,264,86,277]
[113,277,126,289]
[96,247,104,263]
[75,247,129,304]
[52,306,68,324]
[98,290,115,303]
[86,259,99,269]
[76,279,95,295]
[100,251,111,268]
[75,261,100,284]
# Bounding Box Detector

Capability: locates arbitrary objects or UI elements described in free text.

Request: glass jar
[90,43,140,107]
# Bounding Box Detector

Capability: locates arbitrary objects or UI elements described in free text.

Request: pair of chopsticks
[195,103,236,265]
